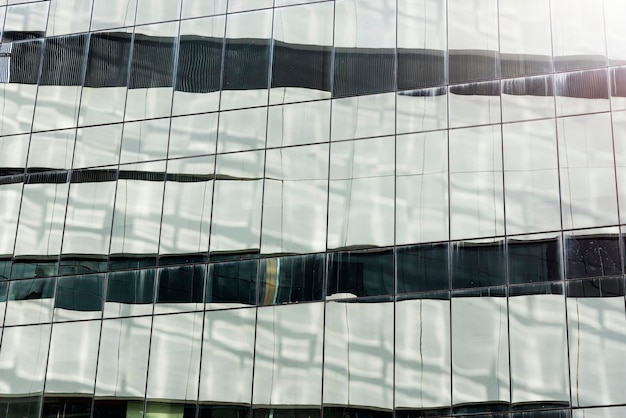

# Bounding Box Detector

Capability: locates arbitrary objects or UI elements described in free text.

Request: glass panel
[397,0,446,90]
[266,100,330,147]
[221,9,273,110]
[46,0,93,37]
[258,254,324,305]
[93,400,145,418]
[173,15,225,116]
[327,249,394,299]
[509,283,569,405]
[110,161,166,265]
[550,0,606,71]
[53,274,104,321]
[253,303,324,407]
[228,0,273,13]
[555,69,609,117]
[449,125,504,240]
[610,67,626,111]
[451,287,509,411]
[135,0,181,26]
[567,278,626,406]
[0,134,29,172]
[498,0,552,77]
[558,113,618,229]
[451,239,506,289]
[42,398,92,418]
[0,324,51,397]
[270,2,333,104]
[155,264,205,314]
[565,228,622,280]
[605,0,626,64]
[3,3,49,42]
[104,268,155,317]
[125,21,178,121]
[448,81,500,128]
[0,181,21,258]
[79,31,132,126]
[508,233,562,285]
[501,75,554,123]
[61,169,116,271]
[262,144,328,254]
[448,0,498,84]
[45,320,101,395]
[5,278,55,325]
[613,111,626,220]
[120,117,171,163]
[396,131,447,245]
[573,407,626,418]
[95,316,151,398]
[331,92,395,141]
[217,106,267,153]
[146,312,203,403]
[206,260,257,309]
[395,292,451,412]
[27,130,75,170]
[159,156,214,261]
[33,35,88,132]
[328,137,394,249]
[199,307,255,405]
[333,0,396,97]
[74,124,123,168]
[91,0,137,31]
[503,119,560,234]
[181,0,226,19]
[168,113,219,158]
[323,300,394,410]
[396,87,447,134]
[397,244,449,294]
[210,150,264,258]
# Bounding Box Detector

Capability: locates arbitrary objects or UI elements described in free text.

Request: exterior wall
[0,0,626,417]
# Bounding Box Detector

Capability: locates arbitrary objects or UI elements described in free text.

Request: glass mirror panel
[217,106,267,153]
[0,182,23,257]
[555,69,609,117]
[168,113,218,158]
[27,129,75,170]
[605,0,626,64]
[0,134,29,172]
[396,292,451,411]
[160,156,214,260]
[173,15,225,116]
[53,274,104,322]
[608,111,626,221]
[206,260,257,308]
[451,239,506,289]
[5,278,55,325]
[396,131,448,245]
[95,316,151,398]
[396,87,447,134]
[328,137,394,249]
[135,0,181,26]
[46,0,93,37]
[228,0,273,13]
[448,81,500,128]
[0,324,51,396]
[120,117,170,164]
[323,300,394,410]
[91,0,137,31]
[253,303,323,407]
[259,254,324,305]
[181,0,226,19]
[266,100,330,147]
[503,119,560,235]
[508,233,562,285]
[74,124,123,168]
[331,92,395,141]
[262,144,328,254]
[3,3,49,41]
[45,320,101,395]
[154,264,205,314]
[199,307,255,404]
[327,249,394,299]
[146,312,203,403]
[557,113,618,229]
[573,407,626,418]
[449,125,504,240]
[564,228,622,280]
[210,150,264,257]
[396,244,449,294]
[501,75,554,123]
[104,268,155,317]
[270,2,333,104]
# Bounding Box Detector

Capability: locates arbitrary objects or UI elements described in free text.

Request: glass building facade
[1,0,626,417]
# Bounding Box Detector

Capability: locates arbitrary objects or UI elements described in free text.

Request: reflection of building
[2,0,626,417]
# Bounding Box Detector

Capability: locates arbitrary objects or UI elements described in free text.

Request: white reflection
[169,113,218,159]
[396,131,448,245]
[147,312,203,402]
[135,0,181,26]
[498,0,551,57]
[5,298,54,326]
[397,0,445,50]
[396,89,447,134]
[451,296,509,405]
[14,183,68,258]
[395,298,451,409]
[605,0,626,63]
[334,0,395,48]
[79,87,127,126]
[568,297,626,406]
[572,406,626,418]
[503,120,561,235]
[46,320,100,394]
[0,135,28,169]
[253,303,323,407]
[501,76,554,123]
[331,93,395,141]
[181,0,226,19]
[509,293,569,403]
[200,308,255,404]
[328,137,394,249]
[4,2,49,34]
[46,0,92,37]
[91,0,137,31]
[74,124,123,169]
[0,324,50,395]
[27,129,75,170]
[0,83,37,136]
[262,144,328,254]
[448,83,500,128]
[323,301,393,410]
[612,111,626,221]
[217,107,267,153]
[228,0,273,13]
[267,100,330,147]
[0,183,22,256]
[32,85,82,132]
[96,317,151,398]
[449,125,504,240]
[448,0,498,51]
[558,113,618,229]
[125,87,174,122]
